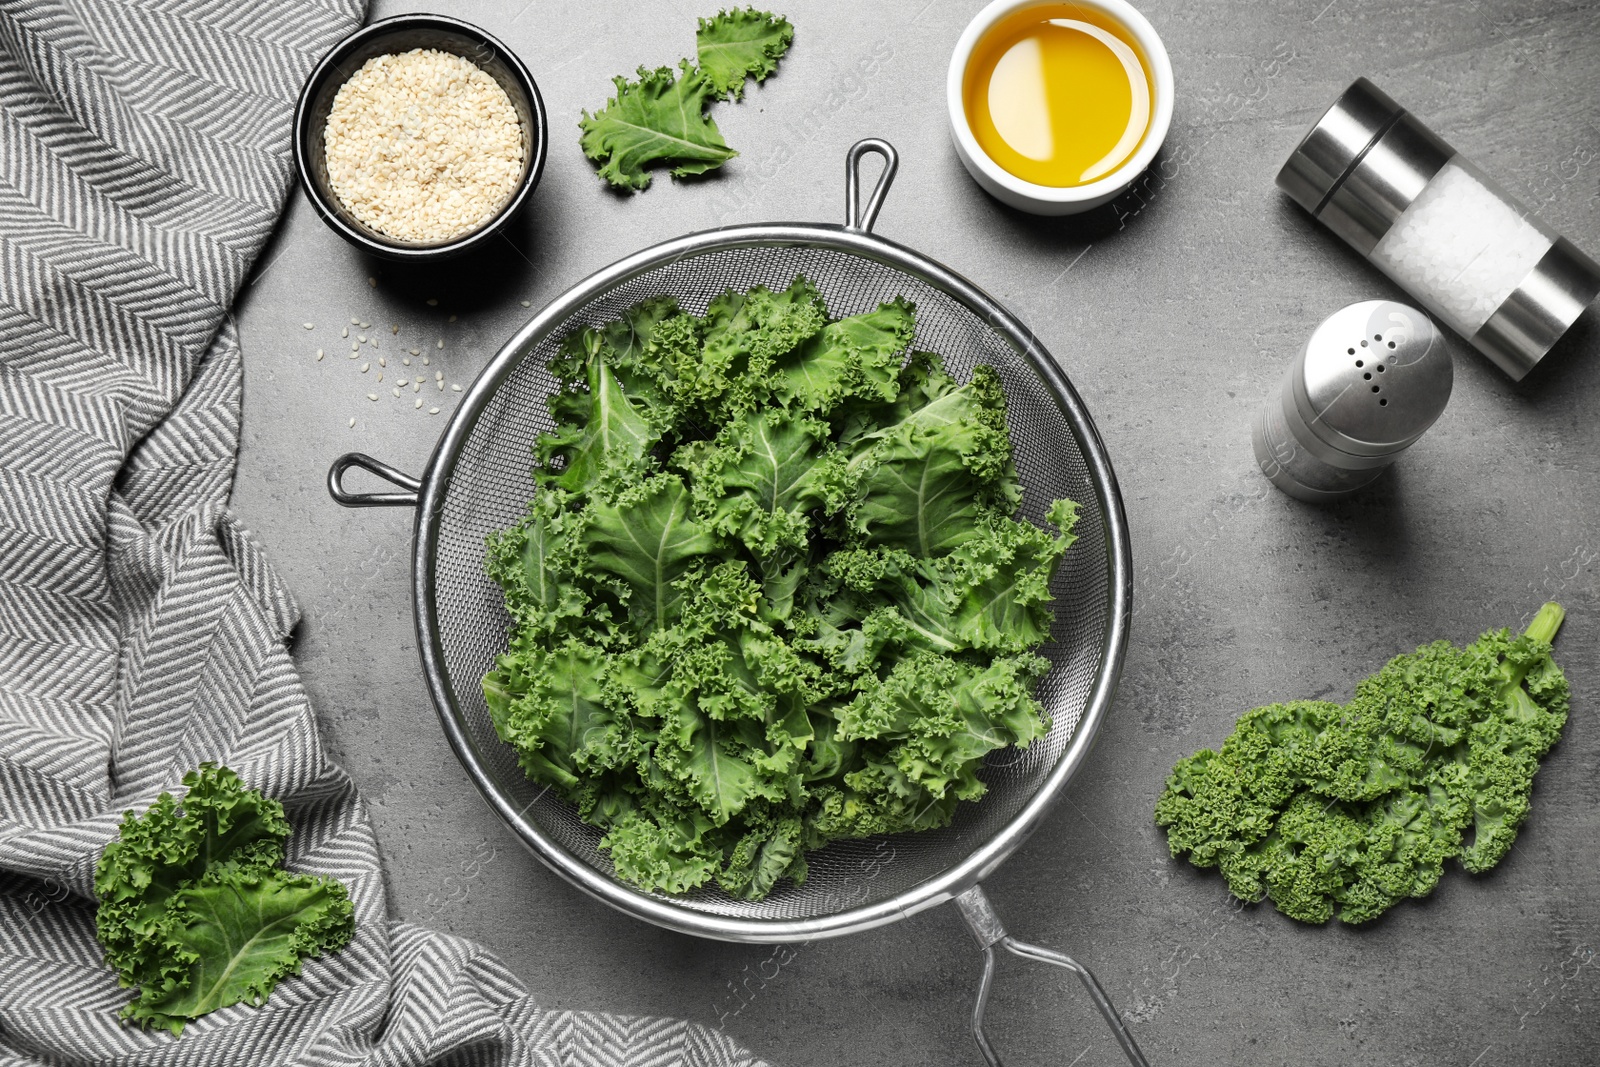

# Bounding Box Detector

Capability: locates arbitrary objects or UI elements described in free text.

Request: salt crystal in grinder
[1254,300,1452,502]
[1278,78,1600,380]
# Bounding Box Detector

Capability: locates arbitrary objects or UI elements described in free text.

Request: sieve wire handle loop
[844,138,899,233]
[328,452,421,508]
[957,886,1150,1067]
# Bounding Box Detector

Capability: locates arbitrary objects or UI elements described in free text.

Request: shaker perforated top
[1255,300,1452,502]
[1298,300,1452,456]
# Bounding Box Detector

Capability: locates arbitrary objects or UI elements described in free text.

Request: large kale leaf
[579,62,736,192]
[1155,604,1571,924]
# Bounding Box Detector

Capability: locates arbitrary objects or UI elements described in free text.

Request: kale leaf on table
[1155,603,1570,924]
[578,62,736,193]
[696,7,794,100]
[580,8,793,191]
[483,276,1078,900]
[94,764,354,1033]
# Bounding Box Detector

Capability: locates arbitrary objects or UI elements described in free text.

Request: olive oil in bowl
[962,4,1153,189]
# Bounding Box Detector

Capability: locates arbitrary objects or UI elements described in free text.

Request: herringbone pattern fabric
[0,3,764,1064]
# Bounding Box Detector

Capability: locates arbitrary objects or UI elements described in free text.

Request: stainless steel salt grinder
[1254,300,1452,503]
[1277,78,1600,381]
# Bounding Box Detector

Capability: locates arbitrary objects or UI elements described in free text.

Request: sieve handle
[956,886,1150,1067]
[844,138,899,233]
[328,452,421,508]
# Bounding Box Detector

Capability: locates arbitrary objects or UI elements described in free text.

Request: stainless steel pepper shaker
[1278,78,1600,381]
[1254,300,1452,502]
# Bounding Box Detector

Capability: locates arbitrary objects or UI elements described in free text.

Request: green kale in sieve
[482,277,1079,900]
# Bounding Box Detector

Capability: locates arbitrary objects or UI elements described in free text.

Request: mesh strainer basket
[329,141,1139,1065]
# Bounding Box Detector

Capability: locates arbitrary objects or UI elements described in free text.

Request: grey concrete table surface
[231,0,1600,1063]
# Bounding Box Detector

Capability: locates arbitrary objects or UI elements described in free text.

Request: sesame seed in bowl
[294,15,547,261]
[325,49,523,244]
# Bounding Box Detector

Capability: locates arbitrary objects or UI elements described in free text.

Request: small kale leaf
[696,8,795,100]
[94,764,354,1034]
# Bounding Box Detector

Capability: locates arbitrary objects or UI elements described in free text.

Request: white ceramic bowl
[947,0,1174,215]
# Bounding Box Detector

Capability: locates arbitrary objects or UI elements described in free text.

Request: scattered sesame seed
[302,322,314,329]
[429,406,440,414]
[423,356,431,366]
[448,314,457,322]
[316,349,324,360]
[377,372,384,382]
[351,318,360,325]
[451,383,461,391]
[520,300,531,307]
[367,393,379,401]
[415,398,423,409]
[348,417,356,427]
[391,324,399,334]
[392,387,402,398]
[352,342,360,352]
[435,370,444,379]
[371,339,379,348]
[368,276,377,288]
[358,335,367,343]
[413,382,421,392]
[426,298,439,306]
[378,356,387,367]
[436,339,444,349]
[437,381,444,391]
[342,327,349,338]
[361,362,370,372]
[402,357,412,366]
[409,348,420,356]
[414,375,425,383]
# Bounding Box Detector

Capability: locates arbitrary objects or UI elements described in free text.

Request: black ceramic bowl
[293,13,547,261]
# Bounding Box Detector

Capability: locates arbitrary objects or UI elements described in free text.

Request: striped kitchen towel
[0,2,764,1064]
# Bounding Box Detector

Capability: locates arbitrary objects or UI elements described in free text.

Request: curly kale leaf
[582,474,721,634]
[579,62,737,191]
[772,298,915,415]
[695,277,830,421]
[1155,603,1570,925]
[691,408,839,561]
[94,764,354,1034]
[484,279,1078,900]
[835,651,1051,802]
[485,639,625,789]
[813,499,1076,659]
[696,8,794,99]
[849,363,1022,556]
[134,874,352,1029]
[485,489,591,648]
[536,343,661,496]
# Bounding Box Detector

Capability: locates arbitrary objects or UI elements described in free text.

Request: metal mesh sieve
[339,142,1131,949]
